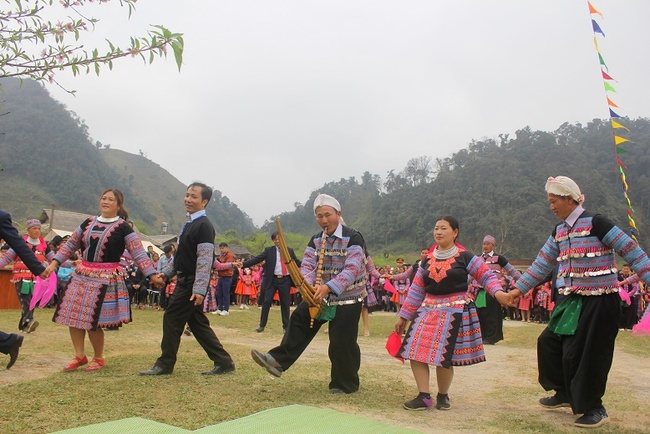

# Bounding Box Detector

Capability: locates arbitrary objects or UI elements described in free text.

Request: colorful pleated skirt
[53,261,130,330]
[399,292,486,367]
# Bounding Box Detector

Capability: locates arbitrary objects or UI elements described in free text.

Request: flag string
[588,1,638,241]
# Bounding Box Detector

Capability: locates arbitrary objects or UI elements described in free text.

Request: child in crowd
[235,267,256,309]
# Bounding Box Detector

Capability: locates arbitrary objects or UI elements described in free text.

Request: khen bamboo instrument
[275,218,324,327]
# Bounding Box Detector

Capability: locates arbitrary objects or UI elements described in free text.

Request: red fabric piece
[384,279,397,294]
[385,332,404,362]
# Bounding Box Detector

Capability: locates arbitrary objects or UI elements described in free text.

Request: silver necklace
[433,244,458,260]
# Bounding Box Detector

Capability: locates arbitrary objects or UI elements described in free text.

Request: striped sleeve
[125,232,156,277]
[398,266,426,321]
[601,225,650,283]
[467,255,503,297]
[515,235,559,295]
[300,245,318,286]
[193,242,214,296]
[0,248,17,268]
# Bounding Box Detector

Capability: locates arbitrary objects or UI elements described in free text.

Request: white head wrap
[545,176,585,204]
[313,194,341,214]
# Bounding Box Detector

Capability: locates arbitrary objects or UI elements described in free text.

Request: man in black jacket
[140,183,235,376]
[0,210,47,369]
[243,232,300,333]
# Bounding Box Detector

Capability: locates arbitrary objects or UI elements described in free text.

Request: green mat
[50,404,423,434]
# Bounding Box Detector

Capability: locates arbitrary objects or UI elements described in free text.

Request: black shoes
[27,321,39,333]
[436,393,451,410]
[139,365,173,376]
[140,363,236,376]
[6,334,23,369]
[539,393,571,409]
[574,406,609,428]
[251,349,283,377]
[201,362,235,375]
[403,394,433,411]
[255,326,265,333]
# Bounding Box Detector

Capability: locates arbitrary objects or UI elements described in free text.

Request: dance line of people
[2,176,650,430]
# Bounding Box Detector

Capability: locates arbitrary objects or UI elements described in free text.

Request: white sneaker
[239,304,245,309]
[219,310,229,316]
[211,310,221,315]
[244,304,250,310]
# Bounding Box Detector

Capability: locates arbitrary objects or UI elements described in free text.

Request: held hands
[149,273,166,289]
[495,290,518,308]
[43,262,58,279]
[189,293,204,306]
[313,284,331,303]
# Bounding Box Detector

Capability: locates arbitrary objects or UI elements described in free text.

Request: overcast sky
[44,1,650,226]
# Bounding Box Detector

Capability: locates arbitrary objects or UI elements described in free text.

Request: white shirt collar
[187,210,207,222]
[564,205,585,228]
[326,223,343,239]
[484,251,494,257]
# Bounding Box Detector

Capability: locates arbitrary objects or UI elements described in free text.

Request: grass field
[1,306,649,434]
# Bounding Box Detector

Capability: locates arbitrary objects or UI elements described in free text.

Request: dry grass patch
[0,308,649,433]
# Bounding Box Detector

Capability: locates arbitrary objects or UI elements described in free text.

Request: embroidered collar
[97,215,120,223]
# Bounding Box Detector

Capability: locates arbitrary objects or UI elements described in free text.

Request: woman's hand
[395,317,407,334]
[43,261,58,278]
[495,290,517,307]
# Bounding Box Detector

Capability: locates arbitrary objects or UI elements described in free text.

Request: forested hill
[0,78,256,236]
[265,119,650,259]
[2,77,648,258]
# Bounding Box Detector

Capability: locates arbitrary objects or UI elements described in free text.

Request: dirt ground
[2,313,649,433]
[215,313,650,434]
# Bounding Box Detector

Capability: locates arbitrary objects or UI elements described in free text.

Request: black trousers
[0,330,19,354]
[14,281,35,331]
[156,276,233,371]
[268,300,362,393]
[619,297,639,329]
[476,290,503,343]
[259,276,291,329]
[537,293,619,414]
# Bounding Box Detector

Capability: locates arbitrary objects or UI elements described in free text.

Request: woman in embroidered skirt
[395,216,513,411]
[44,189,162,372]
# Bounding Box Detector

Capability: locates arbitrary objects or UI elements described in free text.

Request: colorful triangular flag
[614,135,630,145]
[609,108,621,118]
[592,20,605,37]
[612,120,629,131]
[601,70,615,81]
[588,2,603,17]
[604,81,616,92]
[598,53,608,71]
[607,97,619,108]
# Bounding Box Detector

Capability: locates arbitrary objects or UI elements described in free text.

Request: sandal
[63,355,88,372]
[85,357,105,372]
